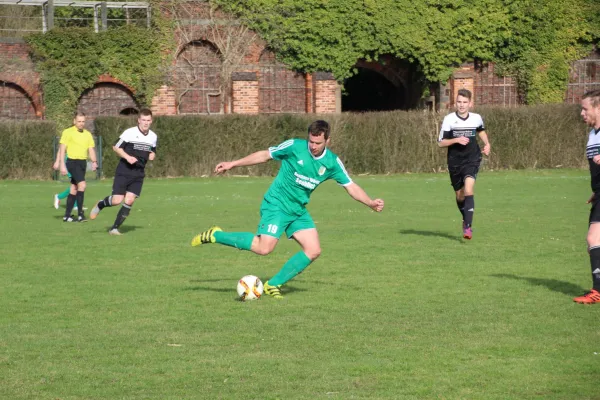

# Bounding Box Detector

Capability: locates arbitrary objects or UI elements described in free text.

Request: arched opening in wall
[343,57,428,112]
[78,83,138,117]
[566,50,600,104]
[259,49,306,114]
[174,40,222,114]
[120,107,139,116]
[342,67,407,112]
[0,81,37,119]
[78,83,138,131]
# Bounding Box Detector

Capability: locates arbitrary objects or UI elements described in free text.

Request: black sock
[464,195,474,227]
[456,199,465,221]
[76,191,85,216]
[590,246,600,291]
[98,195,113,211]
[65,194,76,218]
[111,204,131,230]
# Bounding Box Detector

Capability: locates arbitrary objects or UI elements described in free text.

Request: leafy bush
[94,105,588,178]
[1,105,588,180]
[0,120,56,179]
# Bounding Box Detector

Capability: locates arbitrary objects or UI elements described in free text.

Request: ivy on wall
[215,0,599,104]
[25,22,172,129]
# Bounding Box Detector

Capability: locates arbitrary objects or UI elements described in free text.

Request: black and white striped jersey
[439,112,485,164]
[586,128,600,192]
[114,126,158,177]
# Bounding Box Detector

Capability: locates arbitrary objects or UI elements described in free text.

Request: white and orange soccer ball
[237,275,264,301]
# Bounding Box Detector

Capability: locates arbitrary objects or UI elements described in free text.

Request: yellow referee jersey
[59,126,95,160]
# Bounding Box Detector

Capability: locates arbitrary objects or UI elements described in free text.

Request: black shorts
[66,159,87,184]
[112,174,145,197]
[448,161,481,191]
[590,194,600,224]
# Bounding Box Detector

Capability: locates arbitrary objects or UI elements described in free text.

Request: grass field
[1,170,599,399]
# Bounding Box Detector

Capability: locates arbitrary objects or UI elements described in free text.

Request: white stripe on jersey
[587,128,600,159]
[269,139,294,157]
[335,157,353,186]
[438,112,484,141]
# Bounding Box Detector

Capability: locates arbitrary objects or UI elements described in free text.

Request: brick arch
[176,39,222,60]
[0,80,40,119]
[355,58,407,89]
[174,40,223,114]
[344,56,428,111]
[258,48,307,114]
[78,82,139,119]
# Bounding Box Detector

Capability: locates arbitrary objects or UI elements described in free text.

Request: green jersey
[264,139,353,215]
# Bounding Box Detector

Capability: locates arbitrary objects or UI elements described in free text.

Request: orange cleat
[573,289,600,304]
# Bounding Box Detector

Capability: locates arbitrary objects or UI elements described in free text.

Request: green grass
[1,170,599,399]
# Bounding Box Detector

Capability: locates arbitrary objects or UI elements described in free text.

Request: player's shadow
[116,225,141,233]
[91,225,142,233]
[399,229,462,243]
[51,215,142,233]
[490,273,585,297]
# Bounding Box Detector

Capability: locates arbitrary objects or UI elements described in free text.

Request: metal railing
[0,0,150,36]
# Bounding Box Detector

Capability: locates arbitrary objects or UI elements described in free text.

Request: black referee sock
[464,195,474,227]
[111,204,131,230]
[456,199,465,220]
[590,246,600,291]
[76,191,85,216]
[65,194,76,218]
[98,195,113,211]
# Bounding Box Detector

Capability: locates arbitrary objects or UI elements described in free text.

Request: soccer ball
[237,275,263,301]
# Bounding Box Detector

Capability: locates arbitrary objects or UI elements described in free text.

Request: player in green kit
[191,120,384,299]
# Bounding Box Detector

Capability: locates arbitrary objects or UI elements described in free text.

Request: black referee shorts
[66,159,87,184]
[448,160,481,191]
[112,174,145,197]
[590,194,600,224]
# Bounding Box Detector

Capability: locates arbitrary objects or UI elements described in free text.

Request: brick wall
[313,72,338,114]
[151,85,177,116]
[173,40,222,114]
[0,39,42,118]
[232,72,259,114]
[473,61,519,106]
[258,49,307,113]
[566,50,600,104]
[449,62,521,107]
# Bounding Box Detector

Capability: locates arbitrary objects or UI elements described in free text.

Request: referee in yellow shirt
[56,112,97,222]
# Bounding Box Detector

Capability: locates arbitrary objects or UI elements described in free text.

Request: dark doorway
[342,67,407,112]
[120,107,139,116]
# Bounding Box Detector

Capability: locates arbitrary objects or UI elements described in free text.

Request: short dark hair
[582,90,600,108]
[139,108,153,117]
[457,89,472,101]
[308,120,330,140]
[73,111,86,119]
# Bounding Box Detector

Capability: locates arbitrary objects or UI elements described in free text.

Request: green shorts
[257,200,315,239]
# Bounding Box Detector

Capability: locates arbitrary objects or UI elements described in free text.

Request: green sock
[57,187,70,200]
[268,251,312,286]
[214,231,254,251]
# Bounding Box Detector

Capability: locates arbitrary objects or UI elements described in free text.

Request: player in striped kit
[574,89,600,304]
[438,89,490,239]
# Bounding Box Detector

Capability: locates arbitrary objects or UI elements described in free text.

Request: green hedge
[0,120,56,179]
[95,105,588,178]
[0,105,589,180]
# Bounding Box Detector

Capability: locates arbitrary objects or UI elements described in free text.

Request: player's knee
[587,233,600,247]
[77,182,86,191]
[305,247,321,261]
[255,245,274,256]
